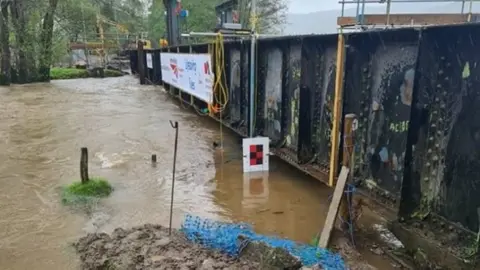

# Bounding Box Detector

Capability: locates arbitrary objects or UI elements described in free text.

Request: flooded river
[0,76,393,269]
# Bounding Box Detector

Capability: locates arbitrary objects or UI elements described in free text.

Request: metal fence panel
[402,25,480,232]
[344,29,420,202]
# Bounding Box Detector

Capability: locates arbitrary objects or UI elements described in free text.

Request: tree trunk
[38,0,59,82]
[10,0,28,84]
[0,2,11,85]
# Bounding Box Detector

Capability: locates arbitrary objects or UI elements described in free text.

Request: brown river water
[0,76,395,269]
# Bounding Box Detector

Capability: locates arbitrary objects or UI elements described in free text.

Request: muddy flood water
[0,76,395,269]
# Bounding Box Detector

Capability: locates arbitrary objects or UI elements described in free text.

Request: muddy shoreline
[75,224,278,270]
[75,223,391,270]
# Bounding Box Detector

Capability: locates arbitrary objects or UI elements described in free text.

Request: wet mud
[74,223,387,270]
[74,224,290,270]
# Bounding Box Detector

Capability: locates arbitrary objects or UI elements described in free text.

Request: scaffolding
[337,0,480,31]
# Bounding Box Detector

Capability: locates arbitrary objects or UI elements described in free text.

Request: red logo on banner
[204,61,210,75]
[170,63,179,78]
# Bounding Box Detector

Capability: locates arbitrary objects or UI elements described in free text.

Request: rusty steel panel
[261,47,283,143]
[316,46,337,167]
[344,29,420,201]
[337,13,480,27]
[240,42,250,131]
[283,44,302,155]
[402,24,480,232]
[297,35,337,169]
[229,48,242,123]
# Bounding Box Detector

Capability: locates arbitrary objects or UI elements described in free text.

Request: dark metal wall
[400,24,480,232]
[344,29,420,205]
[130,23,480,234]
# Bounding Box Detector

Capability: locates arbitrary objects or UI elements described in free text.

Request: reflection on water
[0,76,392,269]
[242,172,269,208]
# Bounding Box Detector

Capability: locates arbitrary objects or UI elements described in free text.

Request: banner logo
[170,58,179,78]
[204,61,210,75]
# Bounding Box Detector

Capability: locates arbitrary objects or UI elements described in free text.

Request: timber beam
[337,13,480,27]
[69,43,117,50]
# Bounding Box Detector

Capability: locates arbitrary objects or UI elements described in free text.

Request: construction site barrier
[129,23,480,243]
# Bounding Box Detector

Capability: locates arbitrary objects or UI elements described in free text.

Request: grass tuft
[62,177,113,205]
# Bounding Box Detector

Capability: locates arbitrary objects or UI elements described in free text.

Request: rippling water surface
[0,76,392,269]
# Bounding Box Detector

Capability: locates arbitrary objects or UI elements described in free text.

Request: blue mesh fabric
[181,215,346,269]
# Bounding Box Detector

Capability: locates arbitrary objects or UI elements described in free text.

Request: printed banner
[160,52,214,103]
[146,53,153,69]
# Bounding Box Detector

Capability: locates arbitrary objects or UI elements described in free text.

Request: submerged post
[138,40,146,85]
[168,120,179,235]
[80,147,89,184]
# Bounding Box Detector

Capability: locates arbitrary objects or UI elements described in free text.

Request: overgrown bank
[50,68,124,80]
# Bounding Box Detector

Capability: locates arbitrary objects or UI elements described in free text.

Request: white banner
[160,52,214,104]
[146,53,153,69]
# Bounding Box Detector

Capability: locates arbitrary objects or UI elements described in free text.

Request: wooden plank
[318,166,350,248]
[337,13,480,27]
[328,33,345,188]
[69,43,118,50]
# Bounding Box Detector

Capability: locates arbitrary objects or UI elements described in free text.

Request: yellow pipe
[328,32,346,187]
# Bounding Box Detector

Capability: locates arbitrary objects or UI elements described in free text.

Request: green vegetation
[0,0,286,85]
[148,0,287,43]
[62,177,113,205]
[50,68,124,80]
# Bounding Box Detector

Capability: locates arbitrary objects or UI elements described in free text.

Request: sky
[288,0,339,13]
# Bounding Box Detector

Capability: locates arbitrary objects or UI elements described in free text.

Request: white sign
[146,53,153,69]
[242,137,270,173]
[160,52,214,103]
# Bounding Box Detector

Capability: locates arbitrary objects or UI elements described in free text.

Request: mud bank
[75,224,267,270]
[75,224,383,270]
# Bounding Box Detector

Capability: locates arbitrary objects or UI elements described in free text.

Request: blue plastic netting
[181,215,346,269]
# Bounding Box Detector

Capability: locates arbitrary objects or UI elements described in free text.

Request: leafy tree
[147,0,287,44]
[0,0,148,85]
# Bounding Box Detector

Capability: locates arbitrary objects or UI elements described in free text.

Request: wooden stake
[80,147,89,184]
[318,166,350,248]
[339,114,357,232]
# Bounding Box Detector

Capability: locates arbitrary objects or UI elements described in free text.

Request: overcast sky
[288,0,340,13]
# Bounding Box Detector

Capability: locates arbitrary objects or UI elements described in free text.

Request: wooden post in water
[339,114,357,232]
[80,147,89,184]
[138,40,146,85]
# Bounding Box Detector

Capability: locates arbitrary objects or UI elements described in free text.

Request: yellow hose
[208,33,229,113]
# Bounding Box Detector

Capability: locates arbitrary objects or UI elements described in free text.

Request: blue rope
[328,184,357,247]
